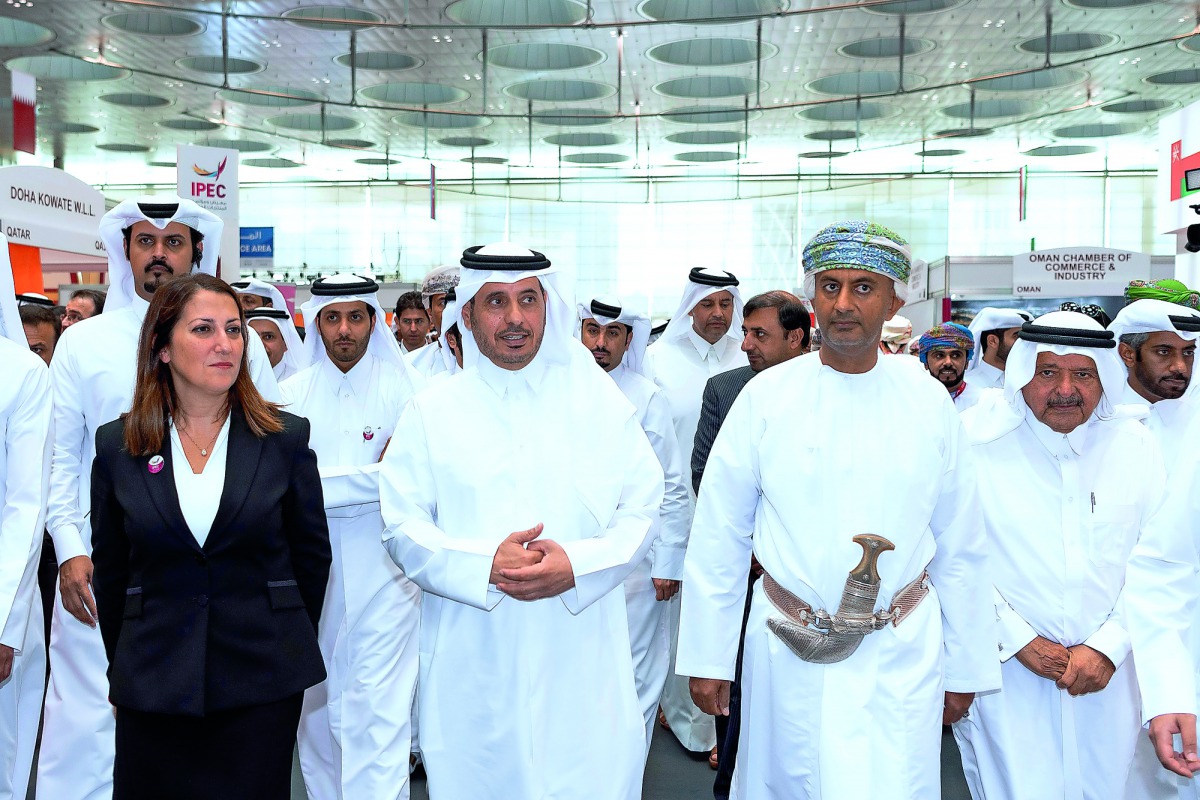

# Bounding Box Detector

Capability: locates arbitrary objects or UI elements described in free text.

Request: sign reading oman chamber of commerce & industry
[1012,247,1150,298]
[0,166,105,256]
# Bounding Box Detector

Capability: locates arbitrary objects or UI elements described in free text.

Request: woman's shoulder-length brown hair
[123,272,283,456]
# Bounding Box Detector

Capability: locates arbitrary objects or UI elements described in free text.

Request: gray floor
[290,726,973,799]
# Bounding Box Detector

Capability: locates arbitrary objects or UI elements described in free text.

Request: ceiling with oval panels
[5,0,1199,181]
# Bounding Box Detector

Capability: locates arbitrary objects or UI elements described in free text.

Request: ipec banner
[178,144,239,281]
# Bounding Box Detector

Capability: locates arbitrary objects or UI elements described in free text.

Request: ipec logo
[192,156,228,181]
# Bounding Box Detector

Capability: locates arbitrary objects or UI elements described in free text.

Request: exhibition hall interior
[2,2,1199,799]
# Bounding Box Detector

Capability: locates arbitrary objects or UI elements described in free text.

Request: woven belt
[762,569,930,632]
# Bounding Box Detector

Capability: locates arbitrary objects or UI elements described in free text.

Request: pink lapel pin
[148,455,165,474]
[363,427,375,441]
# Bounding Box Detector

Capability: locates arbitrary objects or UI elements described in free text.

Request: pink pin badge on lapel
[363,427,375,441]
[148,455,164,474]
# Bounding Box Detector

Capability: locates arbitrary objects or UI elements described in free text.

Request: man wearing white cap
[246,306,307,383]
[0,237,52,800]
[39,196,280,800]
[1108,300,1200,464]
[284,274,423,800]
[1109,299,1200,799]
[380,243,663,799]
[965,307,1032,389]
[578,296,690,755]
[231,276,283,311]
[679,221,998,799]
[955,310,1198,799]
[644,266,747,755]
[405,265,460,380]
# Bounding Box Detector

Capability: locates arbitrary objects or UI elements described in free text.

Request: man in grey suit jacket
[690,290,809,799]
[692,291,810,494]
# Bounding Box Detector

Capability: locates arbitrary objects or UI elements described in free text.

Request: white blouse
[169,415,232,547]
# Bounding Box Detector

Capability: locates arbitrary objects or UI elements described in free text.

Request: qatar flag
[12,70,34,154]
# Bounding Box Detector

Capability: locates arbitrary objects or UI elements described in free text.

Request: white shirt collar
[1024,407,1092,457]
[475,350,550,397]
[686,325,729,361]
[319,351,376,397]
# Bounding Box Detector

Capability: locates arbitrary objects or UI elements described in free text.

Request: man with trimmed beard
[965,307,1031,390]
[380,243,662,799]
[578,296,690,756]
[38,197,279,800]
[917,322,982,411]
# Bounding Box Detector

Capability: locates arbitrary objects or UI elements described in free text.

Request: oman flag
[12,70,35,154]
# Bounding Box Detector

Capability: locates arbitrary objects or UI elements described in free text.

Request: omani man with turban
[955,310,1200,799]
[379,244,663,799]
[677,220,999,799]
[39,197,279,800]
[918,322,983,411]
[578,296,691,756]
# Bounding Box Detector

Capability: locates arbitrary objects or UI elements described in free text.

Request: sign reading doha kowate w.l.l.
[1013,247,1151,298]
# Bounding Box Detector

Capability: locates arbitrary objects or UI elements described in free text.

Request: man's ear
[785,328,804,351]
[1117,341,1137,369]
[624,329,633,347]
[885,286,905,320]
[461,299,475,332]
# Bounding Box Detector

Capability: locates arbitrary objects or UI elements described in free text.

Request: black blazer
[691,365,756,495]
[91,406,331,717]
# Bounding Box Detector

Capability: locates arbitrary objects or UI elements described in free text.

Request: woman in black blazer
[91,272,331,800]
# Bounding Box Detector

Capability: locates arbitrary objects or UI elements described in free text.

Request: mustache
[501,325,532,336]
[144,259,173,273]
[1047,394,1084,408]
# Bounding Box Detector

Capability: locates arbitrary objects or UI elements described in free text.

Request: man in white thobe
[287,274,423,800]
[405,265,460,380]
[965,307,1030,389]
[955,310,1185,800]
[1108,298,1200,799]
[1108,297,1200,465]
[247,306,308,383]
[678,220,999,799]
[380,243,663,799]
[644,267,747,756]
[39,197,279,800]
[0,240,52,800]
[917,322,985,411]
[578,296,690,755]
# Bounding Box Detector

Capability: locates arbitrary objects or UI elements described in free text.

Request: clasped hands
[490,523,576,601]
[1015,636,1115,696]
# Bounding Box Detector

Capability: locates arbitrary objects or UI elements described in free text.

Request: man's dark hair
[395,290,427,317]
[743,290,812,349]
[1119,332,1150,360]
[981,328,1005,354]
[69,288,107,316]
[122,224,204,269]
[20,304,60,341]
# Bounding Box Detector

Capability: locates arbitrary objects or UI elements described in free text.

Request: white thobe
[380,355,663,800]
[954,380,985,412]
[404,340,454,381]
[677,352,999,800]
[274,358,300,384]
[643,326,746,751]
[955,408,1168,800]
[965,359,1005,390]
[1119,382,1200,800]
[0,342,50,800]
[608,362,691,755]
[39,298,279,800]
[284,355,421,800]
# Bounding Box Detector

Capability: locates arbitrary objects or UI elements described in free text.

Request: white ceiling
[3,0,1199,184]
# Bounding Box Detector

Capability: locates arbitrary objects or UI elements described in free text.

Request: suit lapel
[203,406,262,550]
[138,431,202,554]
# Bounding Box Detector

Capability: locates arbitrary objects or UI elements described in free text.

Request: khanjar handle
[848,534,895,585]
